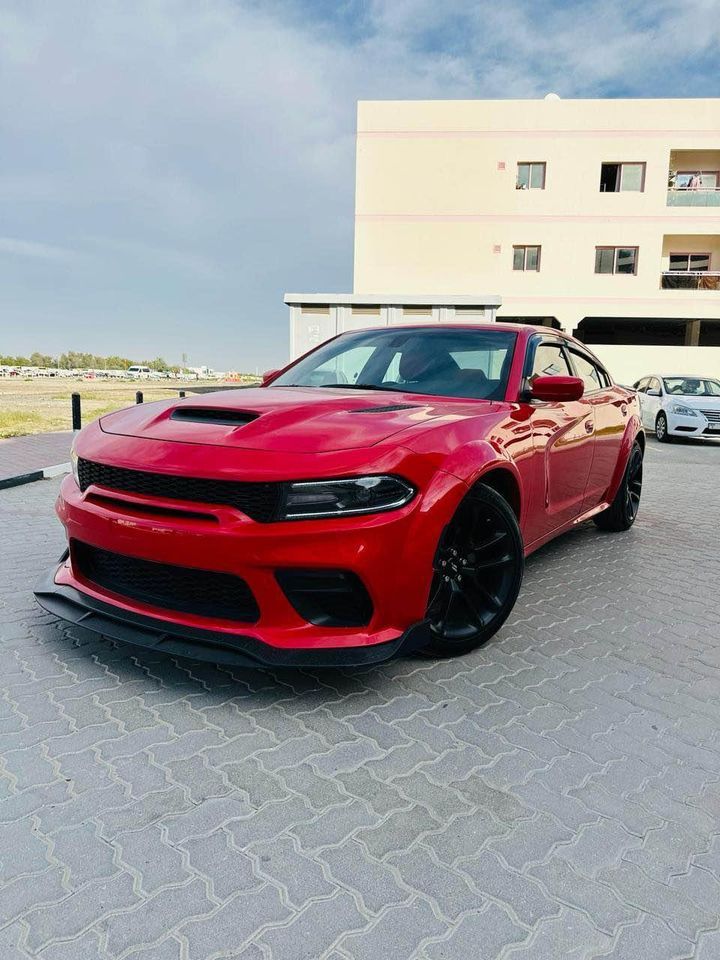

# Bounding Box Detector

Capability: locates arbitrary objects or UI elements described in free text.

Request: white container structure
[285,293,502,360]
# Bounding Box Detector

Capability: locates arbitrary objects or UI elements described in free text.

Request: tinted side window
[569,350,604,392]
[532,343,571,378]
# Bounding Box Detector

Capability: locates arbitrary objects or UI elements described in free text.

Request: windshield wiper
[312,382,402,392]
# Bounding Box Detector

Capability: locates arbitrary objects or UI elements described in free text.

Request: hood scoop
[170,407,259,427]
[352,403,419,414]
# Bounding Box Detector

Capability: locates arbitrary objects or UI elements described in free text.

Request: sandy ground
[0,377,257,437]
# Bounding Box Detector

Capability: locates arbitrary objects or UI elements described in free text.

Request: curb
[0,462,70,491]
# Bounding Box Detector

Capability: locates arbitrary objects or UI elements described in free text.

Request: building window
[595,246,638,275]
[513,245,541,271]
[599,162,646,192]
[516,162,546,190]
[672,171,719,190]
[669,253,710,272]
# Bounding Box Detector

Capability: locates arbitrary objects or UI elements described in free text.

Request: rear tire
[593,442,643,532]
[655,413,672,443]
[419,485,524,658]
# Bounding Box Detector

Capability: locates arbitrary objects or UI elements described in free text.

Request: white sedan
[634,375,720,442]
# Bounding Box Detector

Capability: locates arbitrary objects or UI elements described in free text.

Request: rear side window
[531,343,571,378]
[568,350,605,392]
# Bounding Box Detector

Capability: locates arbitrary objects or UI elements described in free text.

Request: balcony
[667,188,720,207]
[667,149,720,206]
[661,271,720,290]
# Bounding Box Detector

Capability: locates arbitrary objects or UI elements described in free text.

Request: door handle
[621,404,628,416]
[584,419,593,434]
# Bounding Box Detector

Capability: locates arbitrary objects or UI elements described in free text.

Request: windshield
[272,328,517,400]
[662,377,720,397]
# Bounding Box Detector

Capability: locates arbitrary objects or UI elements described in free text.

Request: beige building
[353,96,720,381]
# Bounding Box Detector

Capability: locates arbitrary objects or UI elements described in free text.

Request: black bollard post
[179,390,186,398]
[135,390,143,404]
[71,392,81,430]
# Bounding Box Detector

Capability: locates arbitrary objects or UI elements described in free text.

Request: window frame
[595,246,639,276]
[668,251,711,273]
[516,162,546,190]
[513,244,542,272]
[566,347,611,395]
[674,170,720,190]
[599,161,647,193]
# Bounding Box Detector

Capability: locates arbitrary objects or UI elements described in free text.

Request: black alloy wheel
[655,412,671,443]
[420,484,524,658]
[593,441,643,532]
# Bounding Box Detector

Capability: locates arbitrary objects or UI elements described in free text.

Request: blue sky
[1,0,718,370]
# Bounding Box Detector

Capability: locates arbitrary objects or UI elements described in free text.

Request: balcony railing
[661,271,720,290]
[667,188,720,207]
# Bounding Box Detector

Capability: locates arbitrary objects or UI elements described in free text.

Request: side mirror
[646,388,661,397]
[530,375,585,402]
[261,368,281,385]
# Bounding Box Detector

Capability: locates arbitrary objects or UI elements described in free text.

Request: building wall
[353,97,720,359]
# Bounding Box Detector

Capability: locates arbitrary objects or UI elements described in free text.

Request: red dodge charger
[36,324,644,666]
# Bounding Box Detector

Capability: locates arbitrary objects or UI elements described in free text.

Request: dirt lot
[0,377,257,437]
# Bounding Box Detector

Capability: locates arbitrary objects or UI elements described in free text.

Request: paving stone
[529,856,639,935]
[115,823,189,894]
[251,834,335,909]
[49,821,118,887]
[181,886,290,959]
[595,914,695,960]
[340,897,448,960]
[389,845,482,921]
[319,839,409,914]
[356,804,442,859]
[460,850,561,927]
[183,828,258,899]
[103,877,213,956]
[504,908,613,959]
[24,872,139,952]
[258,891,366,959]
[424,902,527,959]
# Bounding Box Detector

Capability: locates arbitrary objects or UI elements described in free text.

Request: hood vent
[351,404,418,414]
[170,407,259,426]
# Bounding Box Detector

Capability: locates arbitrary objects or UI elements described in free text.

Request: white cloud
[0,0,717,367]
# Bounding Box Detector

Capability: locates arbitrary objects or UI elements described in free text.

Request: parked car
[634,374,720,441]
[127,365,151,379]
[36,324,643,667]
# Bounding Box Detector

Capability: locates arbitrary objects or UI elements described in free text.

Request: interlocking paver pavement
[2,438,720,959]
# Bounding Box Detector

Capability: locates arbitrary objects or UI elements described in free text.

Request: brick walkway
[0,432,72,485]
[1,439,720,959]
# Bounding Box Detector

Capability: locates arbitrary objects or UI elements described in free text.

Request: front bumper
[35,559,431,666]
[667,411,720,438]
[36,431,465,665]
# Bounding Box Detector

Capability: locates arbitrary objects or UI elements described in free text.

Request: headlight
[70,448,80,487]
[281,475,415,519]
[670,404,699,417]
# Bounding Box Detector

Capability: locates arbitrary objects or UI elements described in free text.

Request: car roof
[336,322,568,338]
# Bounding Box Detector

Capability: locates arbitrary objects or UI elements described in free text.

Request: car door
[634,378,650,427]
[522,337,596,543]
[566,348,628,512]
[643,377,663,428]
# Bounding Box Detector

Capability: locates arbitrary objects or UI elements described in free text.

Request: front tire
[593,441,643,532]
[655,412,672,443]
[420,485,524,658]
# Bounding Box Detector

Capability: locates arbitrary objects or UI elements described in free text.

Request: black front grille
[77,458,282,522]
[73,541,260,623]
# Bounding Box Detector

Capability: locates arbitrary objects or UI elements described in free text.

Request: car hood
[98,386,483,453]
[667,395,720,410]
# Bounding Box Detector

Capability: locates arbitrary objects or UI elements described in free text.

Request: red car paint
[45,324,642,660]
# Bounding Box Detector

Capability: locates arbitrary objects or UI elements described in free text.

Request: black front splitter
[33,564,431,668]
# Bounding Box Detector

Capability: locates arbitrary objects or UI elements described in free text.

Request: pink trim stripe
[356,213,720,224]
[358,129,718,139]
[503,295,720,304]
